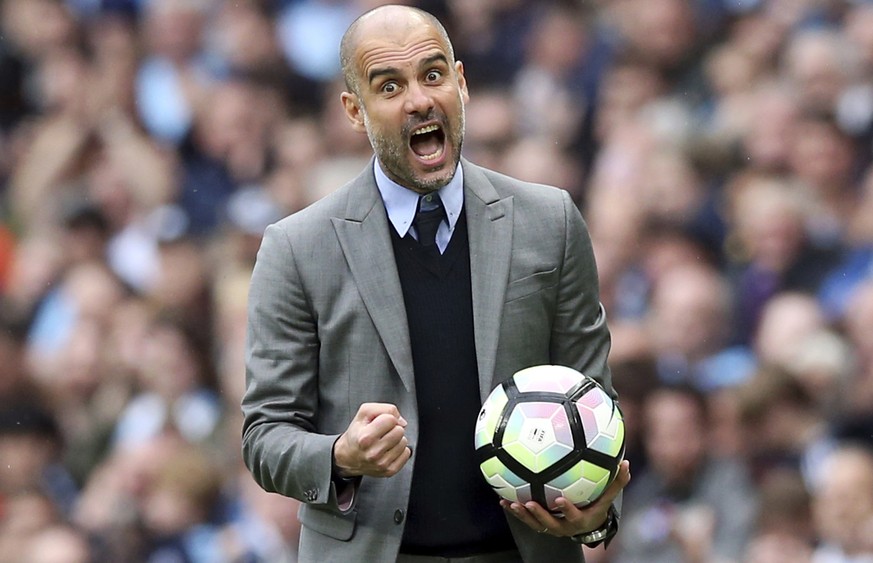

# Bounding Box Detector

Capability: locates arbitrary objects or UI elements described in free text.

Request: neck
[376,159,459,195]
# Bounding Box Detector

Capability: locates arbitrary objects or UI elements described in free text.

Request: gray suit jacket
[242,158,613,562]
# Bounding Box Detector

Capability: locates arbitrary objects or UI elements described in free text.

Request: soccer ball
[474,365,625,512]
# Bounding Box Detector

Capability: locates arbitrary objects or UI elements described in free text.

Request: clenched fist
[333,403,412,478]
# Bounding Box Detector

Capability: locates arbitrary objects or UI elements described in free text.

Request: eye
[381,81,399,94]
[425,70,442,82]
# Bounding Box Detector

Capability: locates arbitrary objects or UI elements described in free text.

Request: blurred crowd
[2,0,873,561]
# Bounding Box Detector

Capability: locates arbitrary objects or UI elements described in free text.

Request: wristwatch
[571,505,619,547]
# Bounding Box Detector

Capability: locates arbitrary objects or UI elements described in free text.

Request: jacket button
[393,509,405,524]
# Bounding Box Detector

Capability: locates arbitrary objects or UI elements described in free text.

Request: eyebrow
[420,53,449,70]
[368,65,400,85]
[367,53,450,86]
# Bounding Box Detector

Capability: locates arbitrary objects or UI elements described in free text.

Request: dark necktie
[413,193,445,249]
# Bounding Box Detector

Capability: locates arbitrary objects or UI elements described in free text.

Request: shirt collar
[374,159,464,238]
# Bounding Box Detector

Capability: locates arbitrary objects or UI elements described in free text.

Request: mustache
[402,110,445,138]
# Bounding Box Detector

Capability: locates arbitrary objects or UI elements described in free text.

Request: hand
[333,403,412,478]
[501,460,630,537]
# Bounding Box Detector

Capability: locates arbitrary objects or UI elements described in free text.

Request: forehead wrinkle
[358,38,447,83]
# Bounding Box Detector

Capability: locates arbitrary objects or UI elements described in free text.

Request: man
[614,384,757,563]
[242,5,629,562]
[811,444,873,561]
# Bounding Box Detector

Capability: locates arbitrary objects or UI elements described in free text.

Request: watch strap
[571,505,619,547]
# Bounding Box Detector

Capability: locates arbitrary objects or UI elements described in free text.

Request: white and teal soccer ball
[474,365,625,511]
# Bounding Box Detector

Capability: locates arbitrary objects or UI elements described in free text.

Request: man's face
[342,18,469,194]
[644,392,706,486]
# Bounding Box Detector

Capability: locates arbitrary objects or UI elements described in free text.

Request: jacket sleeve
[549,190,614,397]
[551,190,625,520]
[241,222,346,509]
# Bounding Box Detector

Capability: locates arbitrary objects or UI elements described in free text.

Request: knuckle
[374,413,394,427]
[377,463,393,476]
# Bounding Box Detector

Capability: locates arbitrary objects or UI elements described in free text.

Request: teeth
[419,146,444,161]
[412,124,439,136]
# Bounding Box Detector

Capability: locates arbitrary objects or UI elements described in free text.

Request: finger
[501,501,534,526]
[358,413,406,448]
[364,425,407,462]
[598,460,631,504]
[383,433,409,460]
[504,501,558,533]
[365,434,410,476]
[614,459,631,484]
[382,442,413,476]
[523,501,567,531]
[552,496,581,517]
[568,459,631,512]
[555,460,631,518]
[356,402,403,423]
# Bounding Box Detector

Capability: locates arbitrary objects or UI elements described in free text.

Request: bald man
[242,5,629,562]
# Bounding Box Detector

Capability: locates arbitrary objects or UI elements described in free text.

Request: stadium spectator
[786,111,860,250]
[744,468,815,563]
[838,280,873,430]
[782,28,857,116]
[735,365,837,489]
[753,291,827,369]
[738,81,802,175]
[0,403,77,519]
[460,87,518,171]
[138,445,226,562]
[511,2,592,148]
[221,466,302,562]
[211,0,324,117]
[275,0,357,83]
[443,0,533,88]
[614,383,758,563]
[645,262,755,391]
[724,172,842,344]
[135,0,218,143]
[19,524,94,563]
[111,312,221,450]
[809,444,873,562]
[819,164,873,320]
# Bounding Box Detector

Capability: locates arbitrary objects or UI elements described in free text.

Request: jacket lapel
[463,160,513,401]
[331,159,513,397]
[332,165,415,391]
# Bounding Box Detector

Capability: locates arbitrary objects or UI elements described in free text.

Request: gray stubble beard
[362,101,465,194]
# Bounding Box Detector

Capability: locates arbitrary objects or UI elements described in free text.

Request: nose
[403,81,434,115]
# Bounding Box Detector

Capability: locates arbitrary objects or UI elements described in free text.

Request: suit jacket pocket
[298,503,357,541]
[505,267,559,302]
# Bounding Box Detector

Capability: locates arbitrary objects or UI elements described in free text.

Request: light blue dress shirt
[374,159,464,255]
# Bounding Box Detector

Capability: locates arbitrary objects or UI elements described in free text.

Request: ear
[341,91,367,133]
[455,61,470,104]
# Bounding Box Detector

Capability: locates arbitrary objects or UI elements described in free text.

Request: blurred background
[2,0,873,561]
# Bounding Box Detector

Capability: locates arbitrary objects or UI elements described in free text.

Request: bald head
[340,5,455,96]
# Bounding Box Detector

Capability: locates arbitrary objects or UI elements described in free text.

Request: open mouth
[409,123,446,162]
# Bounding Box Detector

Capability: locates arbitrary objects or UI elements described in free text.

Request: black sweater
[391,210,515,557]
